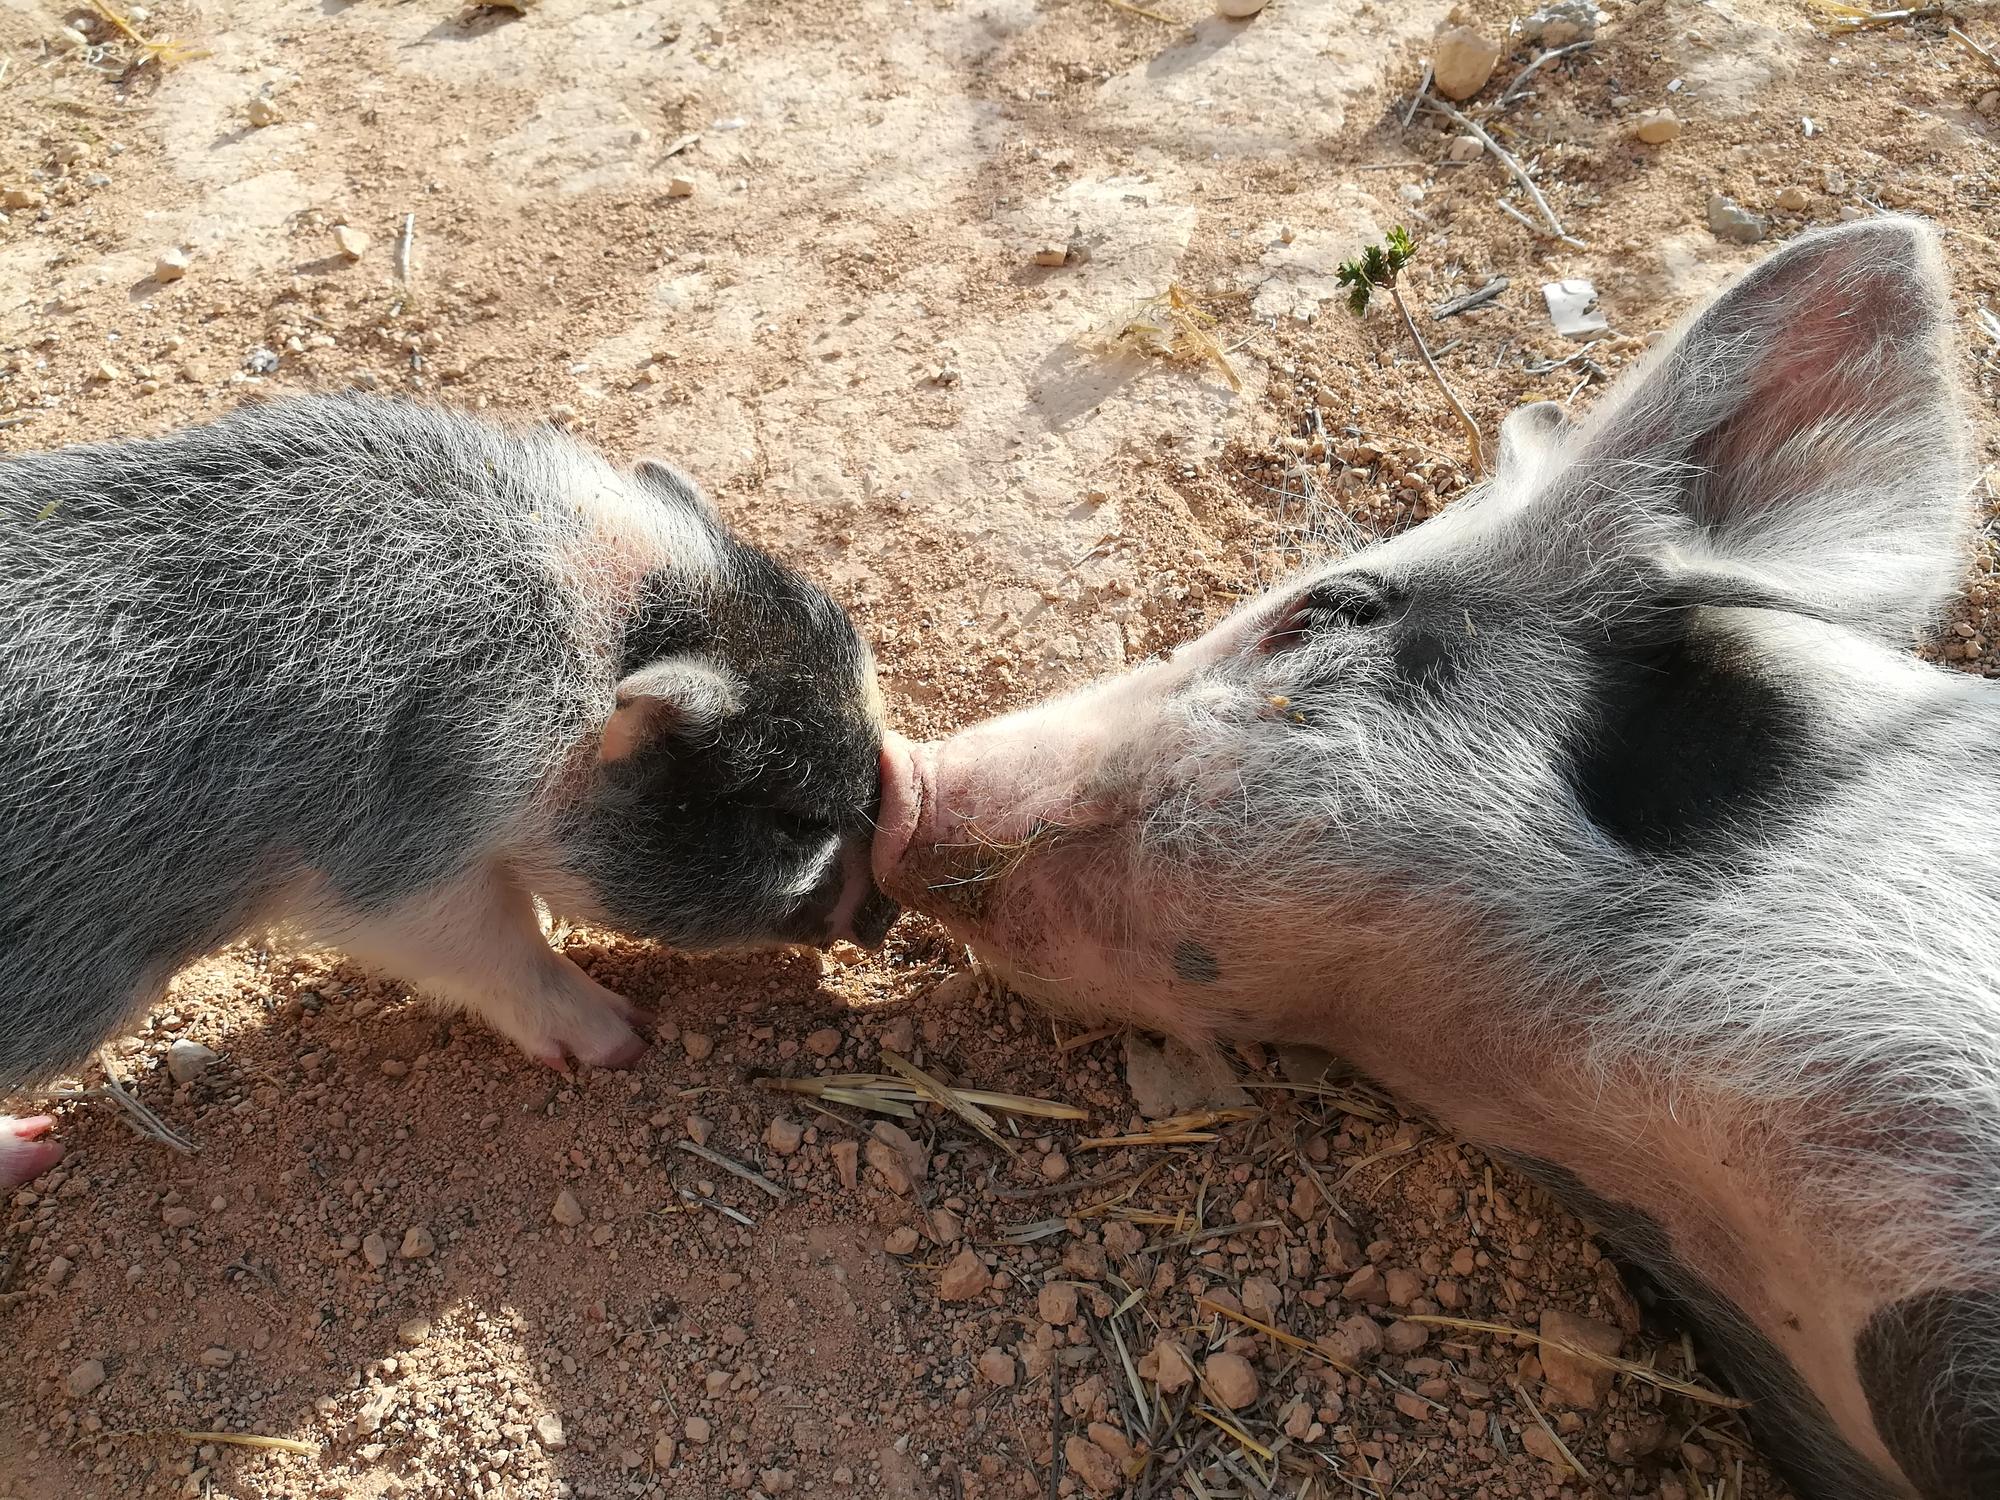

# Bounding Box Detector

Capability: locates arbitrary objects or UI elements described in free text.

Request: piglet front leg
[319,860,652,1073]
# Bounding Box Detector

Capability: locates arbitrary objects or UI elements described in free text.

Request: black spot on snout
[1173,939,1220,985]
[1855,1288,2000,1500]
[1560,613,1837,857]
[1503,1153,1902,1500]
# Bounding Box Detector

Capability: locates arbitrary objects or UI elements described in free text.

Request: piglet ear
[599,659,742,765]
[632,459,722,523]
[1493,400,1572,489]
[1564,217,1971,642]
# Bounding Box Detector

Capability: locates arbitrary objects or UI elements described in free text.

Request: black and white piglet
[0,395,897,1187]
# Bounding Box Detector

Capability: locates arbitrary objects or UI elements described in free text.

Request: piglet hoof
[0,1115,66,1192]
[504,980,652,1075]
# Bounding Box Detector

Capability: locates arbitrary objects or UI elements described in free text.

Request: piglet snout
[821,829,902,948]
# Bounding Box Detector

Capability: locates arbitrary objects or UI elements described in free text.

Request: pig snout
[872,721,1178,1020]
[811,827,902,948]
[873,732,933,893]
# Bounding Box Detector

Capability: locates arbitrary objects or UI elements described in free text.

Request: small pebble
[1064,1436,1122,1497]
[551,1190,585,1228]
[67,1359,106,1398]
[1431,24,1501,101]
[667,176,695,199]
[1214,0,1268,14]
[162,1205,198,1230]
[362,1233,390,1269]
[334,225,371,261]
[1706,194,1767,245]
[1204,1352,1259,1409]
[534,1413,565,1450]
[246,97,282,127]
[681,1032,714,1061]
[684,1416,711,1444]
[1040,1151,1069,1182]
[199,1346,235,1369]
[1632,108,1681,145]
[884,1227,921,1256]
[804,1027,842,1058]
[1038,1282,1079,1326]
[936,1248,992,1301]
[976,1348,1016,1386]
[1147,1339,1194,1393]
[764,1116,805,1155]
[153,247,191,284]
[1446,134,1483,163]
[1775,185,1810,213]
[1031,247,1068,268]
[45,1255,73,1287]
[399,1225,435,1260]
[397,1317,431,1346]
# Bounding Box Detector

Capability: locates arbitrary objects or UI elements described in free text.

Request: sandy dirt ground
[2,0,1997,1497]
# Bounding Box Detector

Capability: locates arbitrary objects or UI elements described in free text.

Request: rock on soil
[763,1115,805,1155]
[1144,1338,1195,1392]
[1064,1434,1124,1496]
[1706,194,1768,244]
[1204,1351,1259,1408]
[66,1359,105,1399]
[165,1039,216,1084]
[551,1190,584,1227]
[1432,24,1501,101]
[1633,107,1682,143]
[1038,1282,1079,1325]
[1518,0,1601,45]
[1124,1034,1249,1119]
[1538,1309,1625,1406]
[936,1248,992,1301]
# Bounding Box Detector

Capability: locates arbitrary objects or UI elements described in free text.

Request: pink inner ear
[598,698,655,764]
[1699,234,1938,507]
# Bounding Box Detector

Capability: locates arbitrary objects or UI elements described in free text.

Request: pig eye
[1260,575,1392,652]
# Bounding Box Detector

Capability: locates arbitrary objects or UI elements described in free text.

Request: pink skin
[0,1114,65,1193]
[873,601,1292,1037]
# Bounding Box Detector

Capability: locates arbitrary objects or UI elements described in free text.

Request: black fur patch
[1854,1288,2000,1500]
[1173,939,1221,984]
[573,548,885,948]
[1503,1153,1902,1500]
[1386,599,1462,700]
[1560,613,1831,856]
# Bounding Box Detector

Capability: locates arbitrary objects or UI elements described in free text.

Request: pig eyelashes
[1258,574,1393,653]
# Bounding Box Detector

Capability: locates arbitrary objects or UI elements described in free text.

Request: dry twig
[1420,98,1584,248]
[674,1140,787,1200]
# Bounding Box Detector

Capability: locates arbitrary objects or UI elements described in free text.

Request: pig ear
[599,659,742,765]
[632,459,722,523]
[1562,217,1971,642]
[1494,400,1572,488]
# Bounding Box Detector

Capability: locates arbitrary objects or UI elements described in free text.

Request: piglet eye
[1260,575,1391,652]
